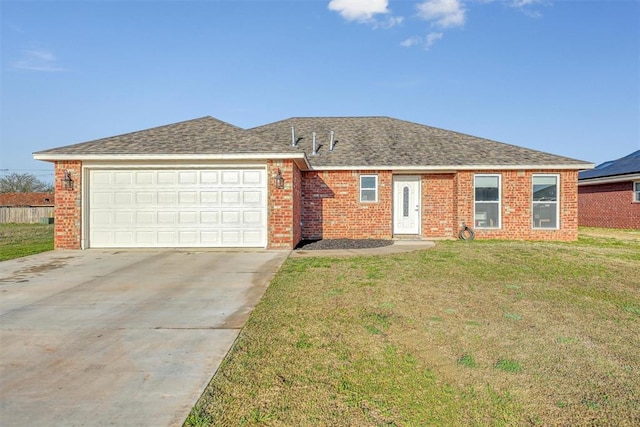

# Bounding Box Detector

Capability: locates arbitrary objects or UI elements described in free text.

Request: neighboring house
[578,150,640,229]
[33,116,593,250]
[0,192,55,223]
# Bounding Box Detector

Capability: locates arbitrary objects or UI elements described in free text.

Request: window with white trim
[360,175,378,202]
[634,182,640,202]
[532,174,559,229]
[474,174,501,228]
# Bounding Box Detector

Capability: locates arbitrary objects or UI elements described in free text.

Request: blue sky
[1,0,638,183]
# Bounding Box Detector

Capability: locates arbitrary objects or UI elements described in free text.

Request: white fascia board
[311,164,594,172]
[33,152,307,163]
[578,173,640,186]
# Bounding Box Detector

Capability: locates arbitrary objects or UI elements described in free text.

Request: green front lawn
[188,230,640,426]
[0,223,54,261]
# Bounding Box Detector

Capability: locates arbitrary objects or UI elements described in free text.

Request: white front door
[393,176,421,235]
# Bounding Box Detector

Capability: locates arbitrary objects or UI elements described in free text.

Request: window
[360,175,378,202]
[532,175,559,229]
[474,175,501,228]
[634,182,640,202]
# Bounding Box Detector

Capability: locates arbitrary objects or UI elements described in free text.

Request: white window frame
[634,182,640,203]
[360,174,378,203]
[474,174,501,229]
[532,174,560,230]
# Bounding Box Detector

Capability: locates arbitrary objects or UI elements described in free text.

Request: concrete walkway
[289,240,436,258]
[0,249,288,427]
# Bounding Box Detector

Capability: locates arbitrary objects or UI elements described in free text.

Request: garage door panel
[114,231,134,245]
[114,212,134,225]
[243,170,262,185]
[157,171,178,185]
[201,191,219,204]
[201,171,219,184]
[158,192,177,204]
[179,171,198,184]
[114,172,134,185]
[158,211,177,224]
[135,192,154,204]
[135,172,154,185]
[221,171,240,184]
[114,192,134,205]
[221,191,240,204]
[92,192,112,206]
[89,168,266,248]
[179,192,198,204]
[243,230,263,244]
[201,211,220,224]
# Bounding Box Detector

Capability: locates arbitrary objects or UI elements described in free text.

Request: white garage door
[88,168,267,248]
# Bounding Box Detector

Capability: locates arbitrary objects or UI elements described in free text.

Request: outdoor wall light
[274,168,285,189]
[62,170,74,191]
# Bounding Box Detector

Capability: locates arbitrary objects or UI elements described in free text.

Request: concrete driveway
[0,249,288,426]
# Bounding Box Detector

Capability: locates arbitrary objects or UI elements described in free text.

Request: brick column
[54,161,82,249]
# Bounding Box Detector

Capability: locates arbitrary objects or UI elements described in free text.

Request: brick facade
[301,170,393,240]
[267,159,300,249]
[579,181,640,229]
[52,161,581,250]
[54,161,82,249]
[300,169,579,242]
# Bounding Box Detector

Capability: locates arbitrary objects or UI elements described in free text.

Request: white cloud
[400,32,444,50]
[425,32,444,48]
[507,0,547,18]
[400,36,422,47]
[416,0,466,28]
[374,15,404,29]
[328,0,390,22]
[12,49,66,72]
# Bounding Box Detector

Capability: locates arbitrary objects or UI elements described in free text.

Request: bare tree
[0,173,54,193]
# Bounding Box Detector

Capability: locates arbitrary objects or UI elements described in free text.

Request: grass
[187,229,640,426]
[0,223,54,261]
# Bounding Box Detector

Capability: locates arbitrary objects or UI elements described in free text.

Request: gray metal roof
[34,115,591,168]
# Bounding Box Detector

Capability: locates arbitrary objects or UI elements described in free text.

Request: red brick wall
[267,159,299,249]
[300,169,579,242]
[54,161,82,249]
[301,170,393,240]
[454,170,579,241]
[579,181,640,229]
[422,174,456,238]
[53,161,582,250]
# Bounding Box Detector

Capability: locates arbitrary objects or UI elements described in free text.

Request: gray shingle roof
[34,116,297,155]
[34,115,590,168]
[249,116,589,167]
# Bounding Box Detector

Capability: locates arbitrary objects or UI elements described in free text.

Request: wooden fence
[0,207,54,224]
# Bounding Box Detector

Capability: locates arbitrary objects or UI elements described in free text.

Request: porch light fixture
[62,170,74,191]
[274,168,285,189]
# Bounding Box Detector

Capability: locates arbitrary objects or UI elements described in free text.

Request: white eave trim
[578,173,640,186]
[312,164,594,171]
[33,152,311,169]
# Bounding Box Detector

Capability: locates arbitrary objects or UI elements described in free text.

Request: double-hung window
[474,175,501,228]
[360,175,378,202]
[532,174,559,229]
[634,182,640,202]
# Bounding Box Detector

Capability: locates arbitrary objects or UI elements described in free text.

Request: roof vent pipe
[329,131,335,152]
[291,126,296,147]
[312,132,317,156]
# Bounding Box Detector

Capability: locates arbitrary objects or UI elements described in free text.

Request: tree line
[0,173,54,193]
